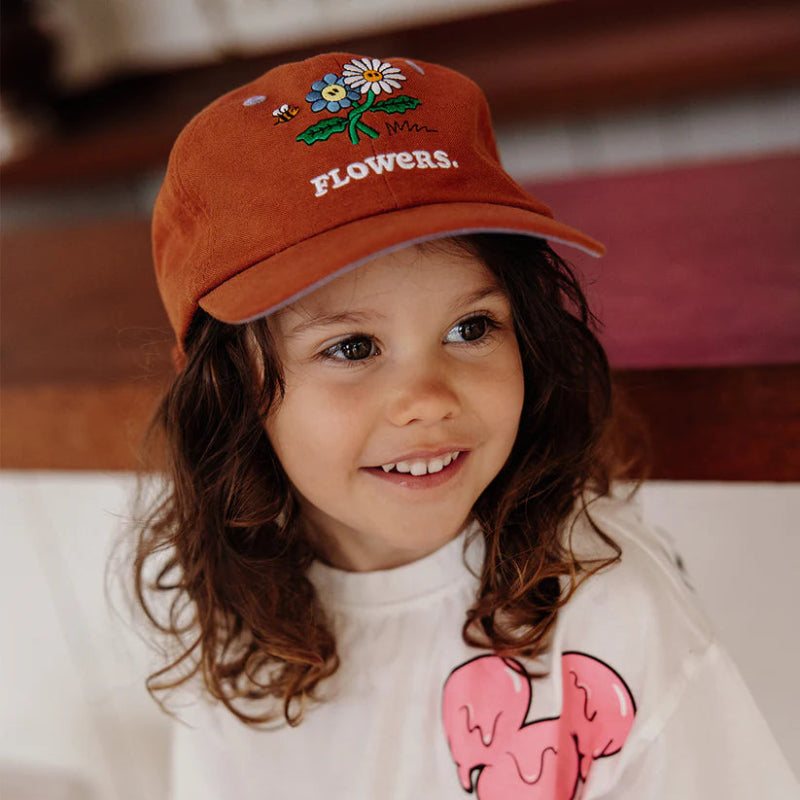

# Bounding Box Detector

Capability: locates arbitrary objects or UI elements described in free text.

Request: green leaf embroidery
[297,116,348,145]
[296,94,422,145]
[371,95,421,114]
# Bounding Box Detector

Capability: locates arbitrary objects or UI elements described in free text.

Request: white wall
[637,482,800,770]
[0,472,797,798]
[0,473,170,800]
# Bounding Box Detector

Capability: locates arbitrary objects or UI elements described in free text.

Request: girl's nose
[385,365,462,427]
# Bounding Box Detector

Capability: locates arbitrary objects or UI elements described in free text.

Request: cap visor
[199,202,605,324]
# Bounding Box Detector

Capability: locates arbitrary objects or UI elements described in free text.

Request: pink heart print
[442,652,636,799]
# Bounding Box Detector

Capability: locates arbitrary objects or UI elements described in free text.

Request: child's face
[264,241,524,572]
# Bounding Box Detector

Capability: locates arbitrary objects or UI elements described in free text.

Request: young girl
[139,53,796,798]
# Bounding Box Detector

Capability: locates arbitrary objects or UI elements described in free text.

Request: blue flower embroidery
[305,73,360,113]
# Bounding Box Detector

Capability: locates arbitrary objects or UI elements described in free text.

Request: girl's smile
[362,448,468,488]
[264,240,525,572]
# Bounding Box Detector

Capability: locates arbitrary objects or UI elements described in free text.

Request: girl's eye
[323,336,378,362]
[445,315,495,344]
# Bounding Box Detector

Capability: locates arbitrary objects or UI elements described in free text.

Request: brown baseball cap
[153,52,605,354]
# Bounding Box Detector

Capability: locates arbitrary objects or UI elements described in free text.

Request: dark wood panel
[1,366,797,477]
[2,0,799,190]
[0,381,165,471]
[0,218,172,384]
[615,364,800,481]
[530,153,800,369]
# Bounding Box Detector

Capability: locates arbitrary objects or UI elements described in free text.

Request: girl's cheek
[319,385,375,423]
[474,338,524,384]
[284,373,372,426]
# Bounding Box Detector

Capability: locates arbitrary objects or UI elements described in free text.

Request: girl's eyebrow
[284,285,505,337]
[285,310,384,337]
[451,285,507,310]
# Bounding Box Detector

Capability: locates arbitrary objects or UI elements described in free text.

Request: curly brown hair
[133,233,642,727]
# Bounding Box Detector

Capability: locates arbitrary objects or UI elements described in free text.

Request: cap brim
[199,202,605,324]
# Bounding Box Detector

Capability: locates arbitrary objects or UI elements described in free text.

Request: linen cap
[152,52,605,354]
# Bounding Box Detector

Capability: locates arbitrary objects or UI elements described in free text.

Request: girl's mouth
[362,451,467,489]
[379,450,461,476]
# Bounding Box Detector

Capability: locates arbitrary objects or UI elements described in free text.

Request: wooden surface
[2,0,800,190]
[1,217,170,385]
[614,365,800,482]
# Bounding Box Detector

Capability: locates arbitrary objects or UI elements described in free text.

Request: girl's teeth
[381,451,461,475]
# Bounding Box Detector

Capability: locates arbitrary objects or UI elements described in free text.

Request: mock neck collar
[308,522,483,610]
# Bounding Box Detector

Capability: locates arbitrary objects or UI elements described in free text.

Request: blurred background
[1,0,799,797]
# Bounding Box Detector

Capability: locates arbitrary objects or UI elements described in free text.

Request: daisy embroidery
[297,57,421,146]
[342,58,407,96]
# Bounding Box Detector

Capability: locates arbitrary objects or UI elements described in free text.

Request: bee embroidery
[273,103,299,124]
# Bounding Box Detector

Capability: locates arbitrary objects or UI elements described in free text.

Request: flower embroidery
[306,73,360,113]
[342,58,407,95]
[297,57,421,146]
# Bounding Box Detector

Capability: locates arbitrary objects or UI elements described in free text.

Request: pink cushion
[526,153,800,368]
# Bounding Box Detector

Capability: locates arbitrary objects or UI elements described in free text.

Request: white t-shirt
[169,497,798,799]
